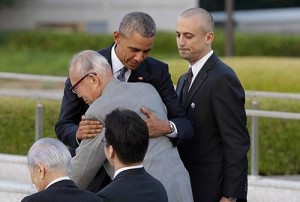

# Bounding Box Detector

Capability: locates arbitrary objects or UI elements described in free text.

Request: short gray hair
[119,11,156,38]
[68,50,112,78]
[27,138,71,172]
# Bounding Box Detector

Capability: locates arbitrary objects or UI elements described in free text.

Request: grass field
[1,49,300,175]
[1,48,300,92]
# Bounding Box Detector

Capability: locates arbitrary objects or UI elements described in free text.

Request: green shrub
[234,33,300,57]
[2,30,300,57]
[0,98,58,155]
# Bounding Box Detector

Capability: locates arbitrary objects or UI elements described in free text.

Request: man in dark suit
[96,108,168,202]
[55,11,193,192]
[21,138,102,202]
[175,8,250,202]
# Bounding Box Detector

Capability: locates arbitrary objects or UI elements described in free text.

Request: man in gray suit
[68,50,193,202]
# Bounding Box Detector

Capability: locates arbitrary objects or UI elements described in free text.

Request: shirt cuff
[166,121,178,138]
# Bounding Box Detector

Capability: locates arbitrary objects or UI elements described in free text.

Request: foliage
[0,98,58,155]
[199,0,300,11]
[2,30,300,58]
[0,0,15,8]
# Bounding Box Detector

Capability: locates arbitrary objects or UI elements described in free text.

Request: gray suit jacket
[69,78,193,202]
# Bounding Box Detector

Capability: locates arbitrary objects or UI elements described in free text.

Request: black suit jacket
[176,53,250,202]
[55,44,193,149]
[96,167,168,202]
[21,180,102,202]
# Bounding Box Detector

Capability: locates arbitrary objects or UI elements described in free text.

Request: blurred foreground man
[96,109,168,202]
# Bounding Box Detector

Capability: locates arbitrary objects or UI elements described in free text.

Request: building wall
[0,0,198,33]
[212,7,300,34]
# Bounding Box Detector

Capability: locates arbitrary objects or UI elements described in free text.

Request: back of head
[119,11,156,38]
[104,109,149,164]
[181,7,214,33]
[27,138,71,173]
[68,50,112,80]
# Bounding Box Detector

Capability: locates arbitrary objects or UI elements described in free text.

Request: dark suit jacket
[176,53,250,202]
[21,180,102,202]
[96,167,168,202]
[55,44,193,149]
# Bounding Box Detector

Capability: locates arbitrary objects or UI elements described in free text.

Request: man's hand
[141,107,171,138]
[76,115,102,141]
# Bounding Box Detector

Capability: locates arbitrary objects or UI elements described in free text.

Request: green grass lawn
[2,48,300,92]
[1,49,300,175]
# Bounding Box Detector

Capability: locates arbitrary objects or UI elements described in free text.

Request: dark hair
[104,108,149,164]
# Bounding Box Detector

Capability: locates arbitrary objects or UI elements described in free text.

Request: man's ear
[113,31,122,44]
[206,31,214,44]
[37,163,46,179]
[108,145,115,159]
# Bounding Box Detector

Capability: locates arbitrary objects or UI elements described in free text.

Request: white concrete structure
[0,0,197,33]
[0,154,35,202]
[212,7,300,34]
[1,153,300,202]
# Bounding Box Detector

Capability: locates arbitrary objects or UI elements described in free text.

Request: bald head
[180,7,214,33]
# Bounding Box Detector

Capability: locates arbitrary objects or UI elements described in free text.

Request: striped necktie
[182,67,193,103]
[117,67,128,82]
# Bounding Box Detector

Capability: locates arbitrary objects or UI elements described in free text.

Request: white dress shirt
[45,176,70,189]
[113,164,143,179]
[111,44,131,81]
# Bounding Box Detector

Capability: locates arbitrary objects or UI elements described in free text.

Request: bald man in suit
[68,50,193,202]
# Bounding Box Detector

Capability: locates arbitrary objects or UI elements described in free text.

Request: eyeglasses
[69,72,97,94]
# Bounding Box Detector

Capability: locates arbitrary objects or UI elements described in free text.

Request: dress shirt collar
[113,164,143,179]
[45,176,70,190]
[189,50,213,85]
[111,44,131,80]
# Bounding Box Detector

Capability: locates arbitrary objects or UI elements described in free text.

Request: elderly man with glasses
[68,50,193,202]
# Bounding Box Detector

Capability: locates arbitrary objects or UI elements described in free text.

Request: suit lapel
[176,74,187,101]
[128,63,148,82]
[184,53,218,107]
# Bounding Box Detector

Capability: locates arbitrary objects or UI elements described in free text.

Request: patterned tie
[117,67,128,82]
[182,67,193,103]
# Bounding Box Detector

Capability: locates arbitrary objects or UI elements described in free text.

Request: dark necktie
[182,67,193,103]
[117,67,128,82]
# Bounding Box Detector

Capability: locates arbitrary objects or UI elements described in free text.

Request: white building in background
[0,0,198,33]
[212,7,300,34]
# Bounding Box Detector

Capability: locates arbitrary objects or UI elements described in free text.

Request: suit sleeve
[69,128,107,189]
[212,71,250,198]
[156,64,194,144]
[55,78,88,148]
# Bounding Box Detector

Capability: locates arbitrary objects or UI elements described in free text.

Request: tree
[199,0,300,11]
[0,0,15,8]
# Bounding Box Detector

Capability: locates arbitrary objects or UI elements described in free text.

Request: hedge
[1,30,300,57]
